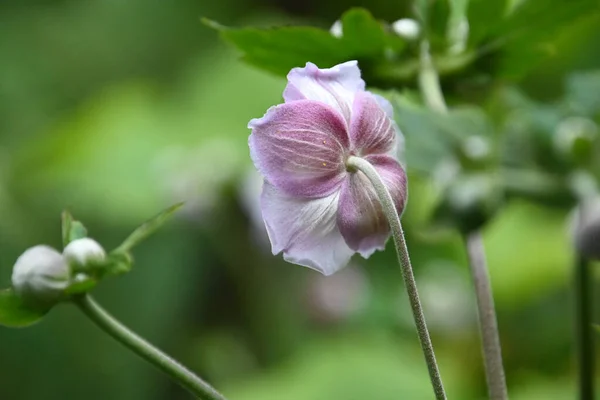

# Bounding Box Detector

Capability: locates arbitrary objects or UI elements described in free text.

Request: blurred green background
[1,0,599,399]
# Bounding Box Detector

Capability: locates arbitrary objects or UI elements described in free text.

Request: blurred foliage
[1,0,600,399]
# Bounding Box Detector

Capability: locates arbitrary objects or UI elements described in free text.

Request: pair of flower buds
[12,239,105,306]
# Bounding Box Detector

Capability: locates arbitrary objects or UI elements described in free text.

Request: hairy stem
[346,156,447,400]
[75,295,226,400]
[465,233,508,400]
[575,256,595,400]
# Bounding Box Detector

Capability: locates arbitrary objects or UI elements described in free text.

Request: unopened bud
[434,173,504,233]
[63,238,106,269]
[330,20,343,38]
[571,197,600,259]
[12,245,70,306]
[391,18,420,40]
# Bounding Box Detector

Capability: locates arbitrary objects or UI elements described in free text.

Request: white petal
[261,183,354,275]
[283,61,365,122]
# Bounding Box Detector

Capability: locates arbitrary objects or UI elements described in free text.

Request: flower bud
[433,173,504,234]
[12,245,70,306]
[63,238,106,269]
[330,20,343,38]
[391,18,420,40]
[571,197,600,259]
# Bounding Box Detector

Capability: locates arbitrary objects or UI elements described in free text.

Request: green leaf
[564,70,600,117]
[487,0,597,79]
[204,8,403,78]
[61,210,73,248]
[392,94,495,173]
[204,18,349,77]
[340,8,388,58]
[0,288,49,328]
[467,0,510,46]
[65,277,97,295]
[115,203,183,253]
[61,210,88,247]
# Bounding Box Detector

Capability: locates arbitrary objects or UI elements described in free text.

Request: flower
[12,245,70,306]
[63,238,106,269]
[248,61,407,275]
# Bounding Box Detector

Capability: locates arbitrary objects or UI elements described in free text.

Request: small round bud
[12,245,70,306]
[330,20,343,38]
[391,18,420,40]
[434,173,504,233]
[571,197,600,259]
[63,238,106,269]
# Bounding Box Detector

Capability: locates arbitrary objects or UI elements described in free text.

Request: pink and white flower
[249,61,407,275]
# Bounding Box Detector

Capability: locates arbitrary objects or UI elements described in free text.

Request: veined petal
[337,155,407,257]
[249,100,349,198]
[349,91,399,157]
[283,61,365,122]
[262,183,354,275]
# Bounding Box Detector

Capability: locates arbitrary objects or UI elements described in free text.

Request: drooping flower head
[249,61,407,275]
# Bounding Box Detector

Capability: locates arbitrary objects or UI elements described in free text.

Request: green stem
[464,232,508,400]
[575,256,595,400]
[74,294,226,400]
[418,40,448,113]
[346,156,447,400]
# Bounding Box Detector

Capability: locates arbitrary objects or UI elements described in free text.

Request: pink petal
[262,183,354,275]
[349,91,399,157]
[337,155,407,257]
[249,100,350,198]
[283,61,365,123]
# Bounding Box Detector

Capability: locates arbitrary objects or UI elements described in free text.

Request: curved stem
[74,294,226,400]
[346,156,447,400]
[464,233,508,400]
[575,255,595,400]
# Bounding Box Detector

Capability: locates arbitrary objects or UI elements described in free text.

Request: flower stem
[575,255,595,400]
[74,294,226,400]
[418,40,448,114]
[346,156,447,400]
[419,38,508,399]
[464,232,508,400]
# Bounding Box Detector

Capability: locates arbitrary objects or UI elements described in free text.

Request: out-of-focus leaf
[340,9,387,57]
[564,70,600,117]
[225,335,468,400]
[467,0,510,46]
[115,203,183,253]
[0,288,48,328]
[205,8,403,78]
[495,0,597,79]
[392,94,495,174]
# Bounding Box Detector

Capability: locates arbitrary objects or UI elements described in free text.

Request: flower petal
[262,182,354,275]
[337,155,407,257]
[249,100,349,198]
[283,61,365,122]
[349,91,402,158]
